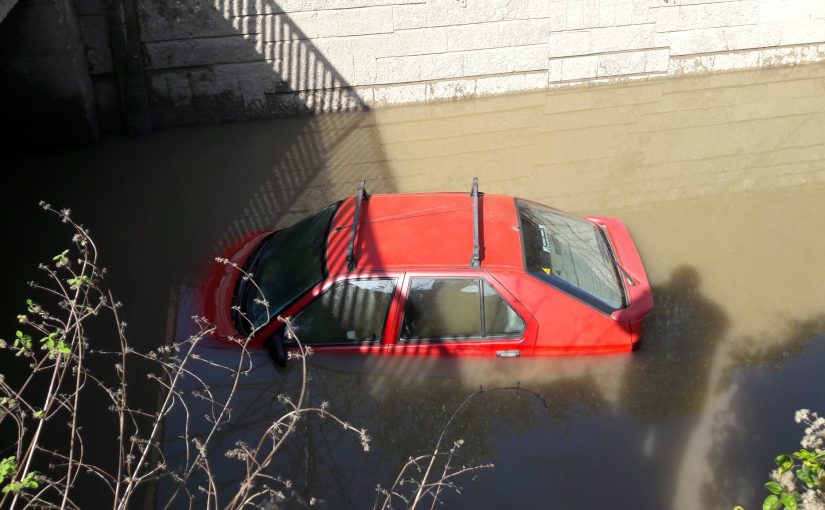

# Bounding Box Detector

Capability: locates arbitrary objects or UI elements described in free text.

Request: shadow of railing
[143,0,368,127]
[0,5,398,508]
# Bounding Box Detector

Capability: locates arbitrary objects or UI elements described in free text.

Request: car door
[386,271,536,357]
[260,272,403,354]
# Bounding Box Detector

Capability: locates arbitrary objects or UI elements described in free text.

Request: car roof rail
[470,177,480,268]
[346,180,369,271]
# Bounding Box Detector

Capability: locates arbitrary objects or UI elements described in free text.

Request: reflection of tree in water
[700,315,825,509]
[730,315,825,372]
[179,358,600,508]
[621,266,729,421]
[313,371,541,468]
[166,267,734,508]
[301,366,621,507]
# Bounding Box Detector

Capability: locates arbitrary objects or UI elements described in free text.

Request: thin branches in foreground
[0,203,547,510]
[373,384,548,510]
[0,204,369,510]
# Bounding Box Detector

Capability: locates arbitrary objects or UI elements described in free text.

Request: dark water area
[4,62,825,509]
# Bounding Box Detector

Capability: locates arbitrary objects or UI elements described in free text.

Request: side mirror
[263,328,287,367]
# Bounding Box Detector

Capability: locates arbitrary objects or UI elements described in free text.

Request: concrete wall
[0,0,99,147]
[142,0,825,127]
[72,0,121,131]
[3,0,825,137]
[1,0,22,23]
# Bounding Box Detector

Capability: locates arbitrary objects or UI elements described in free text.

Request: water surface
[5,63,825,509]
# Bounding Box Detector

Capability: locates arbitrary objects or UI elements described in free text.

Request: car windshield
[235,202,340,332]
[516,199,625,312]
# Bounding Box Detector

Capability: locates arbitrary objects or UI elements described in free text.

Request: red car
[203,180,653,364]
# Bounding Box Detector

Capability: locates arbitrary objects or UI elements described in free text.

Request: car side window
[483,281,525,336]
[288,279,396,345]
[402,279,482,339]
[401,278,524,341]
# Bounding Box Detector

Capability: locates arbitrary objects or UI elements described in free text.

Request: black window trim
[233,200,343,336]
[282,276,399,348]
[514,197,628,317]
[399,276,526,343]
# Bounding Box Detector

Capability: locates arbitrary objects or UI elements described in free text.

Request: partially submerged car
[202,179,653,364]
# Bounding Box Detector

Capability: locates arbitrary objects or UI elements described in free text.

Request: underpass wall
[141,0,825,126]
[4,0,825,138]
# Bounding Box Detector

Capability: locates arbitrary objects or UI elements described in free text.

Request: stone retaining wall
[138,0,825,127]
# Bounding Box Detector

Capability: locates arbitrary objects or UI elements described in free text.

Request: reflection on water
[5,63,825,509]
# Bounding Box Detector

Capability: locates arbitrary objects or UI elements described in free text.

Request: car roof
[325,192,524,274]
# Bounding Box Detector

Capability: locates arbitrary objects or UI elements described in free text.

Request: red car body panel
[326,193,523,274]
[201,231,271,341]
[588,216,655,347]
[201,192,653,357]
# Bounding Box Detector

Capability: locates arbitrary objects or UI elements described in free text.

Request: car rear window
[516,199,626,313]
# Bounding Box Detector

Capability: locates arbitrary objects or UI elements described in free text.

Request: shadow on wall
[129,0,396,256]
[140,0,367,128]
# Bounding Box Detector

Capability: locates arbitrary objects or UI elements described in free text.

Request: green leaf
[796,468,814,488]
[803,458,821,472]
[763,495,781,510]
[793,450,814,461]
[780,491,798,510]
[764,481,782,494]
[776,454,794,472]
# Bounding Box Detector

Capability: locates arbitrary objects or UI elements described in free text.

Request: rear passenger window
[289,279,396,345]
[401,278,524,341]
[483,281,526,336]
[402,279,482,339]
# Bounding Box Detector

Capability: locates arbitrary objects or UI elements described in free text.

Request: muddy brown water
[4,63,825,509]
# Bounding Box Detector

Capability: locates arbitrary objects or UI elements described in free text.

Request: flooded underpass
[4,62,825,509]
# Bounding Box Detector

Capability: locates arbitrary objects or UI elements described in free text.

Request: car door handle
[496,350,520,358]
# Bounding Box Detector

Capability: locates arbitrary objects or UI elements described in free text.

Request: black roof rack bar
[346,180,369,271]
[470,177,480,268]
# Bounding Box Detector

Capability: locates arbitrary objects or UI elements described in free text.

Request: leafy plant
[0,458,40,495]
[0,457,17,485]
[2,472,42,494]
[0,203,514,509]
[39,331,70,359]
[11,331,31,357]
[760,410,825,510]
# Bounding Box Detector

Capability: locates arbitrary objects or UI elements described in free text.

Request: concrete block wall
[0,0,100,146]
[4,0,825,137]
[139,0,825,126]
[72,0,122,131]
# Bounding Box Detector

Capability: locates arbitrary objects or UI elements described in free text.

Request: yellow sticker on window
[542,267,551,275]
